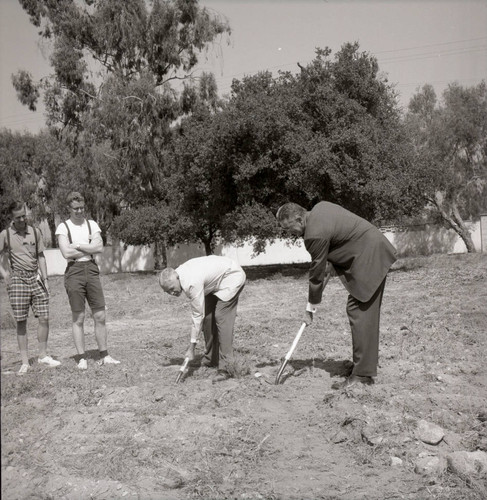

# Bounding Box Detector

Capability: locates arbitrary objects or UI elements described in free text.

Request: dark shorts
[64,260,106,313]
[7,273,49,322]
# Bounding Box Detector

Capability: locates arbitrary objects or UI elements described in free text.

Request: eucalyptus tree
[0,130,37,230]
[406,82,487,252]
[0,129,74,245]
[13,0,230,241]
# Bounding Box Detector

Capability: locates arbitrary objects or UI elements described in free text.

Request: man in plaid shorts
[0,201,61,374]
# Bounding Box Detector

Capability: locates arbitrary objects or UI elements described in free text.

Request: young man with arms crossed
[0,201,60,374]
[56,192,120,370]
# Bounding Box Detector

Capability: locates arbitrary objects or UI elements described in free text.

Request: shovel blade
[275,359,289,385]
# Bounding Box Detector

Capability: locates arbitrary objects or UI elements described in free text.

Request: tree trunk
[451,203,476,253]
[203,239,213,256]
[202,227,215,256]
[153,240,168,270]
[454,224,476,253]
[432,195,476,253]
[47,212,57,248]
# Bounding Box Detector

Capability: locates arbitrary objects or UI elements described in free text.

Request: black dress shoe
[333,374,374,390]
[212,370,231,383]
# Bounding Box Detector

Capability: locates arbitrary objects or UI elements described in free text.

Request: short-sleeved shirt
[55,219,101,262]
[0,224,43,273]
[176,256,246,342]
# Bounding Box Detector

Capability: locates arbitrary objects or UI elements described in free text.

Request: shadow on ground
[243,263,310,281]
[256,358,353,377]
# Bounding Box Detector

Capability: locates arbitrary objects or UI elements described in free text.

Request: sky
[0,0,486,133]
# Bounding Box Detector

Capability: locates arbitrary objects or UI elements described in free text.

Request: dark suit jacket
[305,202,397,304]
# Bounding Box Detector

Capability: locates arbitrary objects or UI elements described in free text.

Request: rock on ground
[417,419,445,445]
[447,450,487,478]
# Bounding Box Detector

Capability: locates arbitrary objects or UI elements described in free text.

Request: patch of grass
[226,352,252,378]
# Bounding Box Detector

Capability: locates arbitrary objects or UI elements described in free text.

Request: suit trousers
[202,286,244,372]
[346,277,387,377]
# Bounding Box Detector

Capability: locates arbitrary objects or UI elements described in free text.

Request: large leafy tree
[166,43,421,254]
[282,45,421,221]
[406,82,487,252]
[0,130,37,230]
[27,131,76,246]
[110,204,195,269]
[13,0,230,243]
[108,70,225,260]
[0,129,73,245]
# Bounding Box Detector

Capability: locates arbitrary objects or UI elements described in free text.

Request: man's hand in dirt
[304,310,314,326]
[185,343,196,361]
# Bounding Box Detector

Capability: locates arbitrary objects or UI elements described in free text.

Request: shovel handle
[274,271,331,385]
[275,322,307,385]
[175,357,190,384]
[284,322,306,361]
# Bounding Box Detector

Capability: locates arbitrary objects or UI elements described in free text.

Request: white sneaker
[98,355,120,365]
[78,359,88,370]
[18,364,29,374]
[38,355,61,367]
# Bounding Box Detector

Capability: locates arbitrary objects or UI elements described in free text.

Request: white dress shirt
[176,255,246,342]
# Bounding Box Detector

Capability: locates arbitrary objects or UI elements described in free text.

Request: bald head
[159,268,182,296]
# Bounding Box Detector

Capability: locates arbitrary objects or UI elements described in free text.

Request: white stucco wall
[38,219,483,277]
[381,220,482,257]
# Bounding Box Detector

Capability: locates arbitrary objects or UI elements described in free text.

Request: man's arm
[187,287,205,342]
[0,232,11,285]
[76,231,103,255]
[57,234,85,260]
[306,237,331,305]
[34,228,48,281]
[0,259,9,281]
[184,285,205,360]
[0,256,10,284]
[37,252,50,292]
[38,253,48,281]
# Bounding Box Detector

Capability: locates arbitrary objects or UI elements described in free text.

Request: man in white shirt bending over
[55,192,120,370]
[159,255,246,383]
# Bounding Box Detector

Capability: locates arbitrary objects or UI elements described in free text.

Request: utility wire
[373,36,487,55]
[195,40,487,92]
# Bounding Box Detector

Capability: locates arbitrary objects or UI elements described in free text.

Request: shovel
[274,272,332,385]
[175,357,190,384]
[275,322,306,385]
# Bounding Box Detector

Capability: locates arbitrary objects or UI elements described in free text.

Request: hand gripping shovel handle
[275,322,307,385]
[175,357,190,384]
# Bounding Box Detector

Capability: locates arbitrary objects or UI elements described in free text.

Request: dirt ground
[1,253,486,500]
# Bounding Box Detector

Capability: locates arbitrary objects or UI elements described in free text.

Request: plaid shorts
[7,273,49,322]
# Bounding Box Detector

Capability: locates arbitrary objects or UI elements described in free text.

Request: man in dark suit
[276,201,397,388]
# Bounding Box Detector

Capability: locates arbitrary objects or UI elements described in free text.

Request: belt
[67,259,96,268]
[12,269,37,278]
[68,257,95,263]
